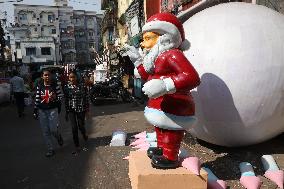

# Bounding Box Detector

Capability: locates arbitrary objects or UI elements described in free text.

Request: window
[89,31,94,36]
[162,0,168,6]
[16,42,21,49]
[19,14,27,20]
[41,47,51,55]
[41,27,44,32]
[51,29,56,34]
[89,43,94,48]
[68,40,74,48]
[34,28,37,32]
[74,31,79,38]
[48,15,55,22]
[26,47,36,56]
[109,28,113,41]
[79,31,85,37]
[65,52,75,62]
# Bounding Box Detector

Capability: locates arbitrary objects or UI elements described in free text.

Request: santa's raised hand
[121,44,142,67]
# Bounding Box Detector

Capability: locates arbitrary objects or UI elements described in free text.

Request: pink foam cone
[181,157,201,175]
[133,131,146,139]
[136,146,149,151]
[130,138,146,146]
[240,176,262,189]
[208,180,226,189]
[133,142,150,149]
[264,170,284,189]
[123,156,129,160]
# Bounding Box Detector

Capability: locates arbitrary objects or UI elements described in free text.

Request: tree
[0,20,6,63]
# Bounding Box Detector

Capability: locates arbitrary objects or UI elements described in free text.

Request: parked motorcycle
[90,75,132,105]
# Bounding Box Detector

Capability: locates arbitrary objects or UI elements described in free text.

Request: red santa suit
[124,13,201,168]
[136,48,200,161]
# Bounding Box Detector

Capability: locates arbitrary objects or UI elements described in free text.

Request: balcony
[29,20,38,25]
[61,33,75,39]
[22,55,55,63]
[88,35,96,40]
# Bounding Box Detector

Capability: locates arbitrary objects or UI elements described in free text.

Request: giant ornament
[183,2,284,146]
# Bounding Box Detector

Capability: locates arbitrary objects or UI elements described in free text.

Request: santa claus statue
[123,13,200,169]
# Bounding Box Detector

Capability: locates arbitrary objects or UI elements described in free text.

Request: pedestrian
[9,70,25,117]
[63,71,89,154]
[122,13,200,169]
[33,69,64,157]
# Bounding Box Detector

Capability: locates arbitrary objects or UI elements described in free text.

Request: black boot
[151,155,180,169]
[147,147,163,159]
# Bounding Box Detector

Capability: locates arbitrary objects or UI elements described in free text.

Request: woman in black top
[34,69,64,157]
[64,71,89,154]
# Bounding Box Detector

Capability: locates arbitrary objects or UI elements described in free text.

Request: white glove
[142,78,176,99]
[121,44,142,67]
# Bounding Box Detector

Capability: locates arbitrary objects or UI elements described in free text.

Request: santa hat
[142,13,189,50]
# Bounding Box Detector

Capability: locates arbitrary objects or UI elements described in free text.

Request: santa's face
[141,32,159,51]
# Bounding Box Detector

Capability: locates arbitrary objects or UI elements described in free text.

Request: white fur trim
[144,107,197,131]
[142,21,182,47]
[134,68,141,78]
[162,77,176,94]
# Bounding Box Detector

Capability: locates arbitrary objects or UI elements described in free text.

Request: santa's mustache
[143,34,175,62]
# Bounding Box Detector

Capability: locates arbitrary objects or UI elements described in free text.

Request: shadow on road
[0,102,148,189]
[92,100,145,116]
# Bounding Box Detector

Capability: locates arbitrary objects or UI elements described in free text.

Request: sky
[0,0,102,25]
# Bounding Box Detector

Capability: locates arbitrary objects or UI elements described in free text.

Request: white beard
[142,33,178,73]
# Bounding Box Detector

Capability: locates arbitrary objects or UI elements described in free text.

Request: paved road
[0,101,149,189]
[1,101,284,189]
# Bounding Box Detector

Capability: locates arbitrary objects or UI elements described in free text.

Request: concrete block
[129,151,207,189]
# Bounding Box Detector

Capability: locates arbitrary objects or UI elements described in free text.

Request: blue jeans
[38,108,60,151]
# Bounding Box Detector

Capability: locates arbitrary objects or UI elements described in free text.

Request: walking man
[10,70,25,117]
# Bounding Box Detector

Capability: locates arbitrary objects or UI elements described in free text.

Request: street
[0,101,150,189]
[1,101,284,189]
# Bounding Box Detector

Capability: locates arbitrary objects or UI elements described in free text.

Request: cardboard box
[129,151,207,189]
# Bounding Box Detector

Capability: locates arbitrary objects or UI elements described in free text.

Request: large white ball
[183,2,284,146]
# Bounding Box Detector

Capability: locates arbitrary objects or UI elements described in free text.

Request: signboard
[130,16,139,37]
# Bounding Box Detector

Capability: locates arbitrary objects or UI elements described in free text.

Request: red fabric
[41,89,53,103]
[155,127,163,148]
[159,128,185,161]
[137,64,149,81]
[137,49,200,116]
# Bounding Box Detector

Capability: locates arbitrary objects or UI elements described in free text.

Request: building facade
[73,10,99,65]
[8,0,101,69]
[58,6,76,65]
[9,4,61,66]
